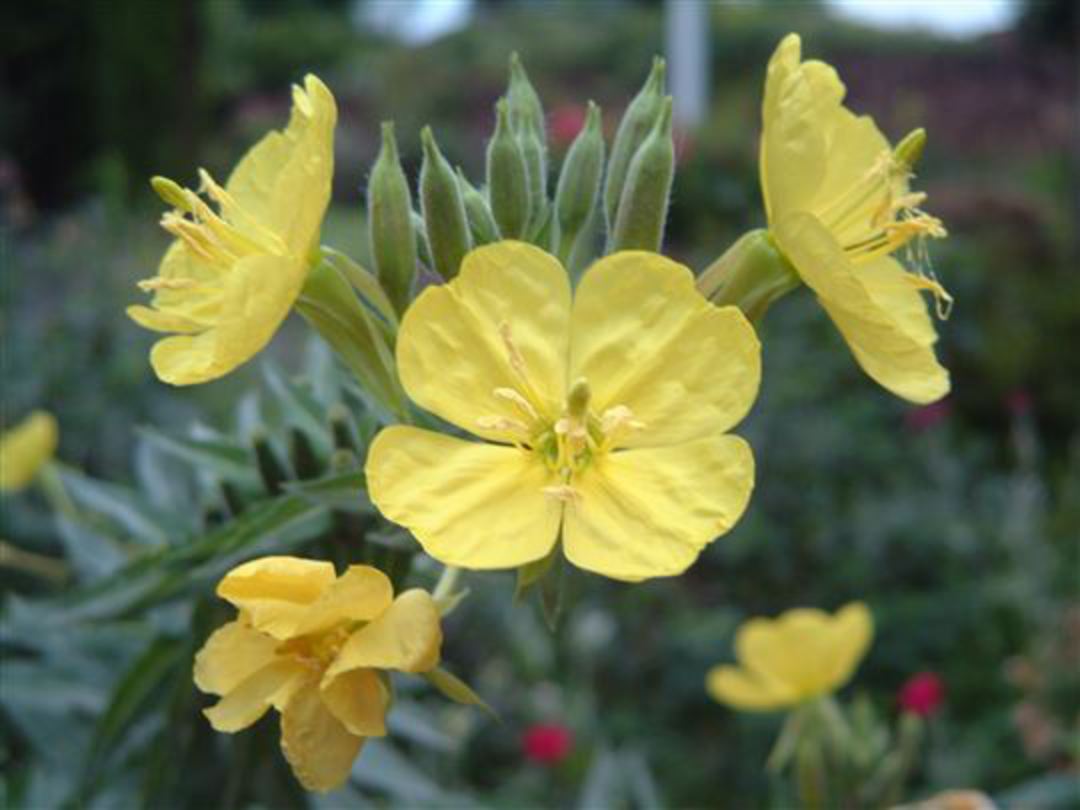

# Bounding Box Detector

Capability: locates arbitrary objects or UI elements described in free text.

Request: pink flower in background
[523,723,573,764]
[1006,388,1032,418]
[549,104,588,149]
[904,398,951,432]
[899,671,945,716]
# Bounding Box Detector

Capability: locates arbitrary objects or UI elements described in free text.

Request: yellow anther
[498,322,528,377]
[477,415,530,434]
[137,276,200,292]
[566,377,591,421]
[494,387,538,420]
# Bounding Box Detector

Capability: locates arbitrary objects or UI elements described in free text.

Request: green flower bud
[456,167,501,245]
[507,52,545,137]
[604,57,666,238]
[519,123,549,239]
[610,96,674,253]
[411,210,434,271]
[419,126,471,279]
[894,127,926,170]
[554,101,604,263]
[695,229,800,323]
[486,98,531,239]
[368,122,418,315]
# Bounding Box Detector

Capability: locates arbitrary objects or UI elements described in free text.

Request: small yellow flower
[761,34,952,404]
[128,75,337,385]
[366,241,760,582]
[0,411,58,492]
[194,557,442,793]
[706,602,873,711]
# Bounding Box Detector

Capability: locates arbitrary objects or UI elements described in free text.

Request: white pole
[664,0,710,129]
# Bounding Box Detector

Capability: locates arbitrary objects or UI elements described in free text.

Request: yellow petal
[203,659,309,733]
[325,589,442,679]
[320,668,389,737]
[736,609,841,700]
[126,305,203,334]
[225,74,337,254]
[562,435,754,581]
[760,34,844,222]
[706,665,798,711]
[280,681,364,793]
[570,252,761,448]
[366,426,561,569]
[217,556,335,640]
[294,565,394,637]
[0,411,58,492]
[396,241,571,439]
[774,212,949,403]
[193,620,278,696]
[824,602,874,689]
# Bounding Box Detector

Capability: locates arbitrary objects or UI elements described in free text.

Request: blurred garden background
[2,0,1078,807]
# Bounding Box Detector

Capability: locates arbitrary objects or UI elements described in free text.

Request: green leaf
[262,361,333,455]
[79,636,186,797]
[321,246,399,331]
[58,467,180,546]
[422,667,496,719]
[514,544,557,602]
[282,468,371,513]
[138,426,258,487]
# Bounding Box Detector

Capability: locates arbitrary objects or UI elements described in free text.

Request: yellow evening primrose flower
[366,241,761,582]
[0,411,58,492]
[706,602,873,711]
[761,34,952,404]
[128,75,337,385]
[194,557,442,793]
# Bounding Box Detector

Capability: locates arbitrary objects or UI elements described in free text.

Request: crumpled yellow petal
[326,589,442,680]
[570,252,760,448]
[280,681,364,793]
[217,556,335,640]
[148,253,305,386]
[193,619,278,696]
[774,212,948,403]
[225,74,337,255]
[366,426,561,569]
[293,565,394,637]
[0,411,58,492]
[562,435,754,581]
[320,668,389,737]
[706,664,799,711]
[203,658,309,733]
[396,241,571,440]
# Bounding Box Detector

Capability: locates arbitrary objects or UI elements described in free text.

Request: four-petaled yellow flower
[128,75,337,386]
[706,602,873,711]
[762,33,952,404]
[0,411,58,492]
[194,557,442,793]
[366,241,761,582]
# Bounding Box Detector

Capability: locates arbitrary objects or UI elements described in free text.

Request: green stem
[696,229,800,322]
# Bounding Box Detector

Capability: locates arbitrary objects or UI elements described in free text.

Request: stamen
[498,322,528,378]
[494,387,538,420]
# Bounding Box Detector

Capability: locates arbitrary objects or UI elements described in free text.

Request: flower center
[816,145,952,319]
[478,323,645,503]
[280,623,355,674]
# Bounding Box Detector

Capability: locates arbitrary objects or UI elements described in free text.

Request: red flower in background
[523,723,573,764]
[549,104,588,149]
[899,671,945,716]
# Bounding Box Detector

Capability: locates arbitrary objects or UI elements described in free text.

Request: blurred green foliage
[2,0,1077,807]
